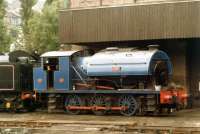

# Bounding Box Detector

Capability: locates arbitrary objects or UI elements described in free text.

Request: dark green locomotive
[0,50,38,111]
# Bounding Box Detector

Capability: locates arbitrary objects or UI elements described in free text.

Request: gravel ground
[0,108,199,134]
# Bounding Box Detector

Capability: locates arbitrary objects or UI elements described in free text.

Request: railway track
[0,120,199,134]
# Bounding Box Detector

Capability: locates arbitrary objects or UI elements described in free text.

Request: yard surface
[0,108,199,134]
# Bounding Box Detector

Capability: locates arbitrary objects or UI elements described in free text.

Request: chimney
[148,45,159,50]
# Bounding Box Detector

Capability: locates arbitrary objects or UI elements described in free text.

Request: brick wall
[70,0,133,8]
[69,0,183,8]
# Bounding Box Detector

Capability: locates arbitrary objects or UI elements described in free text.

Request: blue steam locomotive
[33,47,187,116]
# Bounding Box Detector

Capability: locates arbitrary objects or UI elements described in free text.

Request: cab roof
[41,51,79,57]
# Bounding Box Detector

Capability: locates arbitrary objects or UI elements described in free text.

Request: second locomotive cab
[34,47,188,116]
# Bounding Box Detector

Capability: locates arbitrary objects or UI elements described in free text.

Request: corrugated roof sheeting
[59,1,200,44]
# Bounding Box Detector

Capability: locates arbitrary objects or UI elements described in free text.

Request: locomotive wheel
[119,95,138,116]
[90,95,111,116]
[23,100,36,112]
[65,95,83,115]
[0,99,4,109]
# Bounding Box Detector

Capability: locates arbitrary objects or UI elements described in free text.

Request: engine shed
[59,0,200,106]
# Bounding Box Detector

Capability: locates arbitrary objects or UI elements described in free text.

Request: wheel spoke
[90,95,110,116]
[65,95,83,115]
[119,95,137,116]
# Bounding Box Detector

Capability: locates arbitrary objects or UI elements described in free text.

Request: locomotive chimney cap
[105,47,119,51]
[148,45,159,50]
